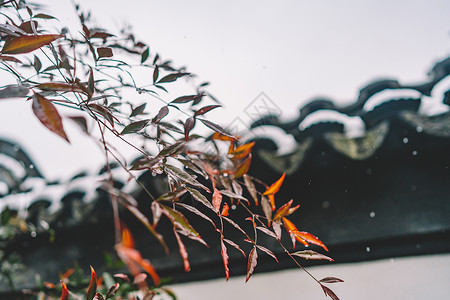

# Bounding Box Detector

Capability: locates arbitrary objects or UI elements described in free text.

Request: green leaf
[161,204,207,246]
[165,164,210,192]
[141,46,149,64]
[185,186,215,210]
[130,103,146,117]
[171,94,204,104]
[158,141,186,157]
[120,119,150,135]
[157,72,190,84]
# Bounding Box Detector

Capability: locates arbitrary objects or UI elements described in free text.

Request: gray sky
[1,0,449,180]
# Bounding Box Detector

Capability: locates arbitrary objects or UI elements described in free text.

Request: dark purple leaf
[199,119,237,140]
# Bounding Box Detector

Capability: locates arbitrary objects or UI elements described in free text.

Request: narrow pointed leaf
[153,105,168,123]
[256,226,278,239]
[212,188,222,212]
[322,285,340,300]
[0,85,29,98]
[161,205,207,246]
[157,72,190,84]
[223,238,246,257]
[173,230,190,272]
[130,156,161,170]
[229,142,255,160]
[245,247,258,282]
[234,154,252,178]
[220,239,230,280]
[295,231,329,252]
[88,68,95,97]
[263,172,286,195]
[185,186,215,210]
[34,13,58,20]
[153,65,159,83]
[199,119,237,140]
[158,141,186,157]
[320,277,344,284]
[86,266,98,300]
[33,55,41,72]
[88,103,116,127]
[256,245,278,262]
[37,82,87,93]
[0,55,22,63]
[165,164,210,192]
[184,117,195,141]
[291,250,334,261]
[171,94,204,104]
[156,189,187,202]
[261,196,272,225]
[141,47,149,64]
[129,103,146,118]
[32,93,69,142]
[243,174,258,205]
[219,189,249,204]
[273,199,294,220]
[272,219,282,240]
[60,281,69,300]
[176,202,216,228]
[105,283,120,299]
[2,34,62,54]
[194,105,221,117]
[120,119,150,135]
[222,216,249,239]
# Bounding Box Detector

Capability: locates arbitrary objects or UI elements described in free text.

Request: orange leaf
[221,202,230,217]
[268,194,276,211]
[36,82,87,94]
[263,172,286,195]
[121,225,135,249]
[32,93,69,142]
[211,132,238,142]
[2,34,62,54]
[282,217,308,247]
[269,196,300,220]
[116,245,160,286]
[87,266,97,300]
[234,154,252,178]
[229,141,255,160]
[295,231,329,252]
[60,281,69,300]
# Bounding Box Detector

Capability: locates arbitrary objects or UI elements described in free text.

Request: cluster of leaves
[0,1,342,299]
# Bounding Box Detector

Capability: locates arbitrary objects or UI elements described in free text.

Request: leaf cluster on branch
[0,1,342,299]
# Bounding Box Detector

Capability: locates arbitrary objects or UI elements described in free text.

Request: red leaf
[87,266,98,300]
[256,226,278,240]
[2,34,62,54]
[174,230,191,272]
[263,172,286,195]
[245,247,258,282]
[220,239,230,281]
[194,105,221,117]
[322,285,341,300]
[320,277,344,284]
[0,55,21,63]
[37,82,87,93]
[176,203,216,229]
[291,250,334,261]
[223,238,246,257]
[212,188,222,212]
[32,93,69,142]
[260,196,272,225]
[221,202,230,216]
[60,281,69,300]
[256,245,278,262]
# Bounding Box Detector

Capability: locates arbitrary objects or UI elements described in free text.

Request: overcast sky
[1,0,449,180]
